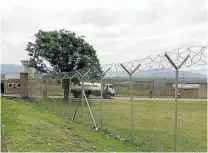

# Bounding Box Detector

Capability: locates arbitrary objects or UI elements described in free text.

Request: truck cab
[103,84,115,98]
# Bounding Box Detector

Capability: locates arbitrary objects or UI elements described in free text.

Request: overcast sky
[0,0,207,66]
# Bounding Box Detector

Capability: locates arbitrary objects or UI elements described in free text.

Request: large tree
[26,29,101,100]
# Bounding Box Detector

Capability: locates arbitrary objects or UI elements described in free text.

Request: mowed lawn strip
[100,100,207,152]
[1,98,138,152]
[47,98,207,152]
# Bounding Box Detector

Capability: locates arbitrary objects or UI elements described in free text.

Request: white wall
[23,67,34,78]
[5,73,20,79]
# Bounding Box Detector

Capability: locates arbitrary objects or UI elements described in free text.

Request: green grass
[2,97,207,152]
[1,126,8,152]
[38,97,207,152]
[1,97,138,152]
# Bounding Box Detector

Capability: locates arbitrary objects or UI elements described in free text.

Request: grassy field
[1,97,138,152]
[38,97,207,152]
[2,96,207,152]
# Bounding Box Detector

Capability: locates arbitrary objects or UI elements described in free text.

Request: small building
[1,60,34,97]
[1,72,29,98]
[3,73,21,94]
[173,84,207,99]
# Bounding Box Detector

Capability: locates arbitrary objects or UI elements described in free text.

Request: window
[8,83,20,88]
[109,85,114,89]
[13,83,17,88]
[8,83,13,88]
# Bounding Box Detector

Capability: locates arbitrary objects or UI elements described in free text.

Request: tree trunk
[63,79,70,101]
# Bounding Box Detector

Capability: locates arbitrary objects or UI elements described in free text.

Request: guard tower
[21,60,34,78]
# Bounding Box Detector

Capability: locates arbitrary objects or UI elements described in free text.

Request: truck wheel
[106,94,111,99]
[73,93,78,98]
[77,93,81,98]
[74,92,81,98]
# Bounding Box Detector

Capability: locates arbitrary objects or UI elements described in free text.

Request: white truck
[71,82,115,99]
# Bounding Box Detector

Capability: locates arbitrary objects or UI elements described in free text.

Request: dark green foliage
[26,29,101,73]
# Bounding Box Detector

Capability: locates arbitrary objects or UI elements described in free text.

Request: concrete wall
[177,84,207,99]
[198,84,207,99]
[4,79,20,94]
[20,73,28,98]
[180,88,198,98]
[21,60,34,78]
[2,73,29,97]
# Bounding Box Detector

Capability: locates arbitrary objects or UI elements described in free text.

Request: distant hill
[134,68,206,78]
[1,64,24,74]
[0,64,206,80]
[105,68,206,80]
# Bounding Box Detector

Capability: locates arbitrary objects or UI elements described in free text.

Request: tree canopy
[26,29,101,74]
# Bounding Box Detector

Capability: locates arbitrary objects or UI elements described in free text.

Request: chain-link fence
[27,46,207,152]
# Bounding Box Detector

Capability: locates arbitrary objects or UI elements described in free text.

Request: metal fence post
[38,78,40,104]
[76,69,91,122]
[175,68,179,150]
[69,77,72,114]
[100,75,103,129]
[81,77,84,121]
[64,72,76,119]
[59,72,70,117]
[130,74,133,135]
[53,73,61,113]
[41,77,44,105]
[46,77,48,103]
[165,53,190,152]
[52,78,55,111]
[60,78,63,116]
[94,67,111,130]
[120,63,141,142]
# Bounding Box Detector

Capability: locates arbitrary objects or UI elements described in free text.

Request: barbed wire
[32,45,207,79]
[101,46,207,75]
